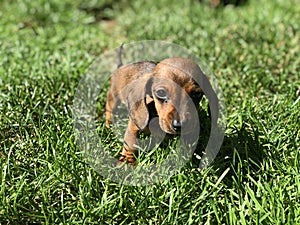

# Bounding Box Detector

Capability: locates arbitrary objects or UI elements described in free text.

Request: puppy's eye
[155,89,168,100]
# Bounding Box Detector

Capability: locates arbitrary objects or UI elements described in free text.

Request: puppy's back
[110,61,156,94]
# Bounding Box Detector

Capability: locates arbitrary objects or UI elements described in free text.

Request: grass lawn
[0,0,299,224]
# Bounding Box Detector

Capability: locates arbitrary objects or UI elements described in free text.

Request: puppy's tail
[117,43,124,68]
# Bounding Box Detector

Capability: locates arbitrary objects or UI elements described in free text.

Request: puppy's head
[127,57,216,134]
[151,57,204,134]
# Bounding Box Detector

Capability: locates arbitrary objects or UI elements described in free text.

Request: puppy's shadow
[193,121,267,187]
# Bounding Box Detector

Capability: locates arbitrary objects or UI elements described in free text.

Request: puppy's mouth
[167,127,180,135]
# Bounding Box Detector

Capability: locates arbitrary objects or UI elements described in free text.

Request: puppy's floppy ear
[127,76,153,130]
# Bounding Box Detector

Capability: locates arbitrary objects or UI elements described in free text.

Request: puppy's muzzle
[170,110,195,134]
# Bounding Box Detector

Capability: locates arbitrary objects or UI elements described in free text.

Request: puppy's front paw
[105,120,112,128]
[117,155,137,166]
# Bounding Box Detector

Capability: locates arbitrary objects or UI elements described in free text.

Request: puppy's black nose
[172,120,181,131]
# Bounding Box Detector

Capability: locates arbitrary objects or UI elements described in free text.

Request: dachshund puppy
[105,56,217,164]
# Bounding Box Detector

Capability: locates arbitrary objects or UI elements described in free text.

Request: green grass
[0,0,299,224]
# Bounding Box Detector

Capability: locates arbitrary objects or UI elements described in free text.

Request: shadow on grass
[193,119,268,187]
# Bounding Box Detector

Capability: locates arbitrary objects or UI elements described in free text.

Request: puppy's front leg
[119,118,140,164]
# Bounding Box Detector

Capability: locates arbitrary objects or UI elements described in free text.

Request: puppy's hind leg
[105,89,118,128]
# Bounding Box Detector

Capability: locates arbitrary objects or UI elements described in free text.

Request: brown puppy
[105,57,216,164]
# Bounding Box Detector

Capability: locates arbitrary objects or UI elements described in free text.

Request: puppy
[105,54,217,164]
